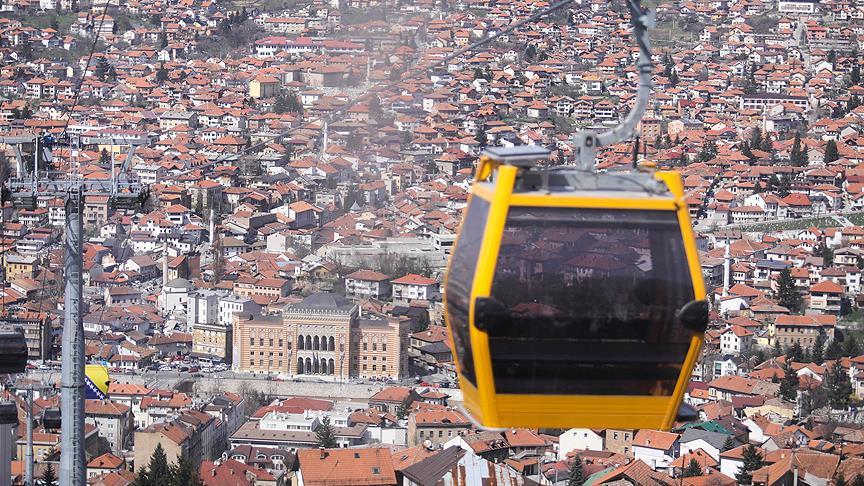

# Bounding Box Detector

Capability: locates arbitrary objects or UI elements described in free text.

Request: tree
[772,339,783,357]
[95,57,111,81]
[811,333,825,364]
[568,456,584,486]
[40,463,58,486]
[845,334,861,357]
[475,128,488,147]
[851,63,861,87]
[790,132,807,166]
[158,31,168,49]
[169,453,201,486]
[819,241,834,267]
[825,360,853,410]
[788,342,804,362]
[134,443,172,486]
[723,436,737,451]
[825,140,840,163]
[698,139,718,162]
[682,458,703,477]
[315,415,338,449]
[779,361,799,401]
[825,338,843,360]
[776,267,802,313]
[155,63,169,83]
[525,44,537,60]
[761,131,774,154]
[750,127,763,150]
[736,445,764,484]
[854,473,864,486]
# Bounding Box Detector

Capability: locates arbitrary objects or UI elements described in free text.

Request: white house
[558,429,605,460]
[719,444,754,479]
[719,325,754,355]
[633,430,680,471]
[391,274,439,302]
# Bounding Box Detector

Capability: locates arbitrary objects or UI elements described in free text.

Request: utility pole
[60,191,85,486]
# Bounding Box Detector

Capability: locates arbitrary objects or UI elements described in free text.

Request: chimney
[319,446,326,459]
[722,239,731,297]
[163,241,169,288]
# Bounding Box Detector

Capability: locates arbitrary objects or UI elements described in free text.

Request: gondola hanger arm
[574,0,655,170]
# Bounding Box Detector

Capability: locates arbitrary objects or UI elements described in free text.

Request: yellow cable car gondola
[443,0,707,431]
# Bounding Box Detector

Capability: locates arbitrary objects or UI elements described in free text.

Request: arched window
[328,336,335,351]
[313,336,320,351]
[297,335,305,350]
[305,335,312,350]
[305,357,312,374]
[297,358,304,374]
[328,358,335,375]
[313,358,320,374]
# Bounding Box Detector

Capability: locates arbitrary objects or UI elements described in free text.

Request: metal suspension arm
[573,0,655,169]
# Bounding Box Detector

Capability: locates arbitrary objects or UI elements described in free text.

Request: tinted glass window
[446,197,490,385]
[486,207,695,395]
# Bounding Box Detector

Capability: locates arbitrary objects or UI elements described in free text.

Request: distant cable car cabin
[0,325,28,374]
[444,146,707,430]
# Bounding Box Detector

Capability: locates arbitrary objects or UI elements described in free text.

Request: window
[259,338,264,346]
[373,343,377,351]
[382,344,387,352]
[269,338,274,346]
[363,342,367,351]
[382,365,387,371]
[488,207,696,396]
[446,197,489,386]
[250,338,254,346]
[279,339,283,347]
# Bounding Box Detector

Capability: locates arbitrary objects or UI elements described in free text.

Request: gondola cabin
[444,146,707,430]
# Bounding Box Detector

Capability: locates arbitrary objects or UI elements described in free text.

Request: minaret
[163,241,169,288]
[209,208,215,243]
[722,240,731,297]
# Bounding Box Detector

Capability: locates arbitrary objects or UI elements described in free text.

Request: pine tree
[811,333,825,364]
[845,335,861,357]
[772,339,783,357]
[525,44,537,60]
[736,445,764,484]
[825,338,843,360]
[568,455,584,486]
[851,64,861,87]
[475,129,488,147]
[698,139,718,162]
[825,140,840,163]
[754,180,763,193]
[147,443,171,482]
[169,453,201,486]
[819,241,834,267]
[315,415,338,449]
[788,342,804,362]
[826,361,853,410]
[40,463,58,486]
[750,127,763,150]
[683,458,703,477]
[854,473,864,486]
[790,132,806,166]
[779,361,799,401]
[776,267,802,313]
[761,132,774,154]
[723,436,737,451]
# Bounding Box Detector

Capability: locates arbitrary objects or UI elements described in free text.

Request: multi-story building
[3,253,36,280]
[772,314,836,348]
[2,311,52,360]
[233,292,410,380]
[391,274,439,303]
[407,410,471,447]
[344,269,392,300]
[350,317,411,380]
[85,399,132,454]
